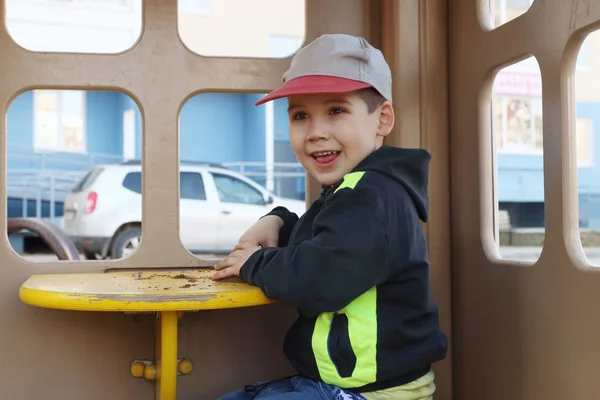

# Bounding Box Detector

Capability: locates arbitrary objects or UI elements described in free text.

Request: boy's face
[287,91,394,186]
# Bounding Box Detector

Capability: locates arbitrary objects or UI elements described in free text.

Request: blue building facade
[6,89,305,221]
[493,100,600,229]
[6,89,600,230]
[8,90,296,169]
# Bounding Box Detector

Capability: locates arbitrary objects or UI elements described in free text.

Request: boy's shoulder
[327,168,428,223]
[333,169,413,199]
[331,146,431,222]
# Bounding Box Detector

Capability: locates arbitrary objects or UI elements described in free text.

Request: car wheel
[110,226,141,259]
[83,250,98,260]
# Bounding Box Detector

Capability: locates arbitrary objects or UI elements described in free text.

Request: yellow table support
[19,269,275,400]
[160,311,178,400]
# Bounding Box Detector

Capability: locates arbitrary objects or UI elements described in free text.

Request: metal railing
[9,144,125,171]
[6,146,306,225]
[8,169,86,225]
[223,161,305,198]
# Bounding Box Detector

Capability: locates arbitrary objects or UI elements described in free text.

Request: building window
[576,39,589,70]
[267,35,304,58]
[122,109,136,161]
[492,96,594,166]
[492,66,543,154]
[33,90,86,153]
[576,118,595,167]
[5,0,142,53]
[43,0,132,7]
[493,95,542,153]
[178,0,210,14]
[490,0,533,27]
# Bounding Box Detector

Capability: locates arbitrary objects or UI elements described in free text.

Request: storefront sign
[493,70,542,96]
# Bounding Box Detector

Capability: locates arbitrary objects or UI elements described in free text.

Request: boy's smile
[287,90,394,186]
[312,150,341,168]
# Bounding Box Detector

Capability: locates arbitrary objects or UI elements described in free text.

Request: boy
[213,33,447,399]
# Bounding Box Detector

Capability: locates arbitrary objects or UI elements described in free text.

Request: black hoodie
[240,145,447,393]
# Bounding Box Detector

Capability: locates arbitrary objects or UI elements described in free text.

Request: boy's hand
[238,215,283,248]
[212,242,262,280]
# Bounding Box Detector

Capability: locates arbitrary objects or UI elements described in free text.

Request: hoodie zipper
[320,183,338,200]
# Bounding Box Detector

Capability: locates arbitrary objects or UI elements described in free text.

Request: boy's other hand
[238,215,283,248]
[212,242,262,281]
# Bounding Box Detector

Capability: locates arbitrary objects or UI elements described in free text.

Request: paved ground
[19,247,600,266]
[499,246,600,265]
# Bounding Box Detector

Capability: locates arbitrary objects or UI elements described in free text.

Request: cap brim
[255,75,372,106]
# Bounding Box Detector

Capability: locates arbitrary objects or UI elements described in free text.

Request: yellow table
[19,269,275,400]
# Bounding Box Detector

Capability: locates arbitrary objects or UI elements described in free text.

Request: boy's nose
[306,121,329,142]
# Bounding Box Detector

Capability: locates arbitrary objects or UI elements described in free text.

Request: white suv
[61,161,307,259]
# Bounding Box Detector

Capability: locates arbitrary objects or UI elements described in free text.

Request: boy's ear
[377,101,395,137]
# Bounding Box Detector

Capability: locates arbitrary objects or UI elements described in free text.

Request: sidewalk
[500,246,600,264]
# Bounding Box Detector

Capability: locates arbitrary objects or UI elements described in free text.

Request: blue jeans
[216,375,366,399]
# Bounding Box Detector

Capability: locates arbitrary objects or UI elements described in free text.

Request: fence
[7,170,85,225]
[9,145,125,171]
[7,146,306,225]
[223,161,306,199]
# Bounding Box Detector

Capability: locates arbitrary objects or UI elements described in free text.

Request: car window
[122,171,206,200]
[73,167,104,192]
[212,173,264,205]
[122,172,142,194]
[180,172,206,200]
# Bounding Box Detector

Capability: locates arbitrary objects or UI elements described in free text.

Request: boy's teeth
[314,151,337,157]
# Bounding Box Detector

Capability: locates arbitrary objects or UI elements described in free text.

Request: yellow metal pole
[160,311,178,400]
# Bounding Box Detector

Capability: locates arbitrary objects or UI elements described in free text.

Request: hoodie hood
[348,145,431,222]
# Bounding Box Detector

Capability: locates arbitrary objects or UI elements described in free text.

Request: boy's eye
[329,107,345,115]
[293,112,308,120]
